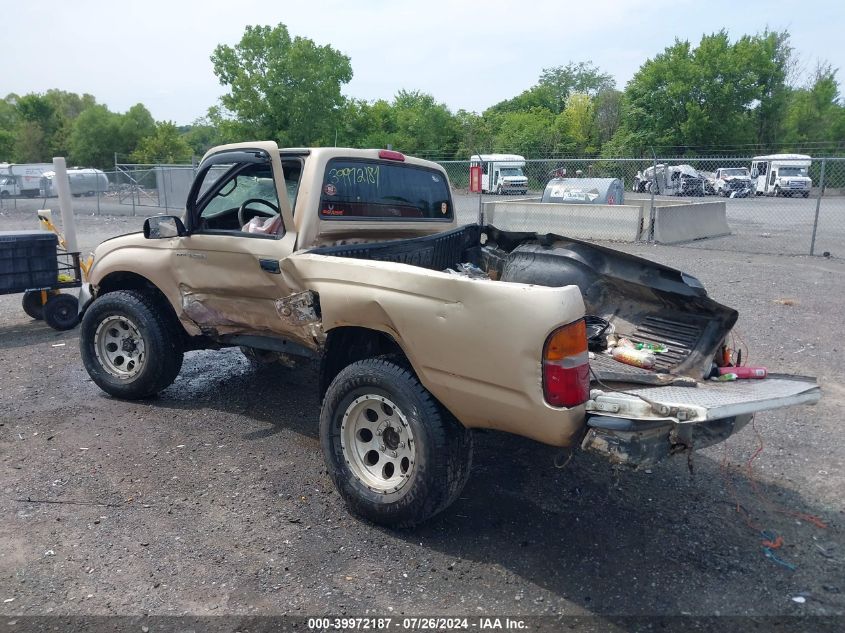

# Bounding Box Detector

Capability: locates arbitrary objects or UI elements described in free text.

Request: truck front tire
[80,290,183,399]
[320,357,473,528]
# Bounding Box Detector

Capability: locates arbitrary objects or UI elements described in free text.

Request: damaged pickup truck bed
[77,142,820,527]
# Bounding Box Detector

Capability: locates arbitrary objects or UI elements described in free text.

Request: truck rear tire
[80,290,183,399]
[320,357,473,528]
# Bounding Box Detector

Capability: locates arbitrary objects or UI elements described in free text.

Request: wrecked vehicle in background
[632,164,708,196]
[76,142,821,527]
[710,167,753,197]
[541,177,625,205]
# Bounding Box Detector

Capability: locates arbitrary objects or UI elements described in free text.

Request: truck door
[172,142,304,341]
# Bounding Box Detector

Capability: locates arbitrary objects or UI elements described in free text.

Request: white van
[469,154,528,195]
[750,154,812,198]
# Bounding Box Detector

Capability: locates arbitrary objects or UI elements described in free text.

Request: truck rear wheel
[320,357,473,528]
[80,290,183,399]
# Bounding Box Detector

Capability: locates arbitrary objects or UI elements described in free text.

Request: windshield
[780,167,808,177]
[722,168,748,177]
[500,168,524,177]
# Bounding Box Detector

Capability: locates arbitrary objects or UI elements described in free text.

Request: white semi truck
[0,163,53,197]
[469,154,528,195]
[750,154,812,198]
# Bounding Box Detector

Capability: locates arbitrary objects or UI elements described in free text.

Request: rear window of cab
[319,158,452,221]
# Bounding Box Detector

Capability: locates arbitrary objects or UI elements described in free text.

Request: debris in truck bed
[445,262,489,279]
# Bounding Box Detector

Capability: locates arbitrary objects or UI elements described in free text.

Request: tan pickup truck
[78,142,820,526]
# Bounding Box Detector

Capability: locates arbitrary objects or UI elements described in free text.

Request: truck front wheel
[80,290,183,399]
[320,358,473,528]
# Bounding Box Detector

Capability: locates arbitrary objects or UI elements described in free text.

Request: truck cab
[751,154,812,198]
[470,153,528,195]
[0,176,20,197]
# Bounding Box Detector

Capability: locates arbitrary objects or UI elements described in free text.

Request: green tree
[13,93,56,162]
[559,93,594,154]
[538,61,615,113]
[0,95,20,160]
[390,90,459,156]
[619,31,784,153]
[486,84,557,116]
[69,105,123,168]
[119,104,156,155]
[737,29,793,147]
[210,23,353,146]
[782,63,845,149]
[492,109,558,155]
[591,89,622,147]
[488,61,614,117]
[44,90,98,156]
[182,117,224,156]
[131,121,193,163]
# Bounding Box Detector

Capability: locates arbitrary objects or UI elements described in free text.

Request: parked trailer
[41,168,109,197]
[0,163,53,197]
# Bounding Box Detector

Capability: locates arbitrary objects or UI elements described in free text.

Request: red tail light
[378,149,405,161]
[543,319,590,408]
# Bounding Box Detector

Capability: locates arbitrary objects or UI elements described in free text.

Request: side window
[758,162,767,176]
[196,163,282,235]
[319,159,452,221]
[281,159,303,214]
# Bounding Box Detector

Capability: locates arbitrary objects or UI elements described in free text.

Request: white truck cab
[750,154,812,198]
[0,163,53,198]
[470,154,528,195]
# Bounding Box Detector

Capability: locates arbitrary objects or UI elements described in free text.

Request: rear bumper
[581,414,753,468]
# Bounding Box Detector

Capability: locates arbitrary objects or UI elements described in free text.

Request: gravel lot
[1,206,844,624]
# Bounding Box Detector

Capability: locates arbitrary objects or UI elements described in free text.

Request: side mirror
[751,169,758,179]
[144,215,186,239]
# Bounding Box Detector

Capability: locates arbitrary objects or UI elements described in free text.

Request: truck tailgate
[587,374,820,423]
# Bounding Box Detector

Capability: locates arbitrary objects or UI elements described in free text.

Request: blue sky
[2,0,843,124]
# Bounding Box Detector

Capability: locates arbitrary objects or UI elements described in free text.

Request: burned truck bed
[309,224,737,381]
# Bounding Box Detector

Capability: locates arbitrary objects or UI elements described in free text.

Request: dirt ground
[1,207,844,624]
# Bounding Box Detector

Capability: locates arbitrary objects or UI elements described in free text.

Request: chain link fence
[17,155,833,257]
[438,156,845,256]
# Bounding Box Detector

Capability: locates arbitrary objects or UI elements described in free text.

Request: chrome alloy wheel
[94,315,146,379]
[340,395,416,494]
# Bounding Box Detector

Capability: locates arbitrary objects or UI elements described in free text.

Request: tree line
[1,24,843,169]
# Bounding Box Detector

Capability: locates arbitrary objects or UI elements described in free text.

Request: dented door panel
[172,231,304,339]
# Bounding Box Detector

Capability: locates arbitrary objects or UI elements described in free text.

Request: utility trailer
[0,231,81,330]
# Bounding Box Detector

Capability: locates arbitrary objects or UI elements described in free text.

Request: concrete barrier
[652,201,730,244]
[483,201,646,242]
